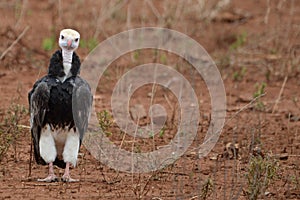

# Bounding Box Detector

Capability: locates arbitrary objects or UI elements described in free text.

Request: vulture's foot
[62,162,79,182]
[62,174,79,182]
[37,174,58,182]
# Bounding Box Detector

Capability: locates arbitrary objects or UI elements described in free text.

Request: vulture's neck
[61,49,73,82]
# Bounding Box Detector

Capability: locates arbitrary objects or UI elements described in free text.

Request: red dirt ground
[0,0,300,199]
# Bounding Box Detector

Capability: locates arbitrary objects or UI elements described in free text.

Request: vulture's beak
[67,39,72,48]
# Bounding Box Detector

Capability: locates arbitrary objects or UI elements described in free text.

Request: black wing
[28,77,50,165]
[72,76,93,146]
[28,76,64,167]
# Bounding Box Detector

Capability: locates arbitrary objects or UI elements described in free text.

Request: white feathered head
[59,29,80,51]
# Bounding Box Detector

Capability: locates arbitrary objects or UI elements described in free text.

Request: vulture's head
[59,29,80,51]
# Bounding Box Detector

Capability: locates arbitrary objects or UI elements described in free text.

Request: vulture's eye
[75,38,79,42]
[61,35,64,39]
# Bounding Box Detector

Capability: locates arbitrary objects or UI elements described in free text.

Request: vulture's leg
[62,162,79,182]
[62,131,79,182]
[37,162,58,182]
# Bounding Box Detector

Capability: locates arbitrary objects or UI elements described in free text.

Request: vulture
[28,29,92,182]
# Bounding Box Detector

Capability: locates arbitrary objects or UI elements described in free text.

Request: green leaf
[42,37,55,51]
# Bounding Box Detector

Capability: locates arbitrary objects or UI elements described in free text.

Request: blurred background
[0,0,299,199]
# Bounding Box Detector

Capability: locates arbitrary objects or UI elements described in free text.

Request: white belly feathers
[39,124,80,167]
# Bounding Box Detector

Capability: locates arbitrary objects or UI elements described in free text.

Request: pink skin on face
[67,40,72,47]
[66,40,73,50]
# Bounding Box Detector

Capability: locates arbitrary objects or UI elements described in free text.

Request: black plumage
[48,50,81,77]
[28,50,92,169]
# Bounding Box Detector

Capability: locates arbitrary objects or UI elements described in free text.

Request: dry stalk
[272,76,288,113]
[227,93,266,125]
[28,136,32,177]
[145,0,162,20]
[0,26,30,60]
[15,0,28,28]
[264,0,271,24]
[93,0,128,39]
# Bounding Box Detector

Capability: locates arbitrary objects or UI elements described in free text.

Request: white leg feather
[62,130,79,167]
[39,125,57,163]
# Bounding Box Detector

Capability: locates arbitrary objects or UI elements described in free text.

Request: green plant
[245,155,278,200]
[253,82,266,110]
[134,145,141,153]
[159,127,165,138]
[253,82,266,98]
[0,103,28,162]
[147,127,165,139]
[133,50,140,61]
[80,38,98,52]
[233,66,247,81]
[160,53,167,64]
[230,31,247,50]
[97,110,113,137]
[149,131,154,139]
[200,177,214,200]
[265,69,271,81]
[269,48,277,55]
[218,54,231,68]
[14,0,22,19]
[289,175,300,190]
[42,36,55,51]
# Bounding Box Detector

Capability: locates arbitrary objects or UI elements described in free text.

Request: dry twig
[0,26,30,60]
[272,76,288,113]
[264,0,271,24]
[145,0,162,20]
[227,93,266,124]
[15,0,28,28]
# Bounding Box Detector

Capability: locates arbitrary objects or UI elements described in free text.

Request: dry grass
[0,0,299,199]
